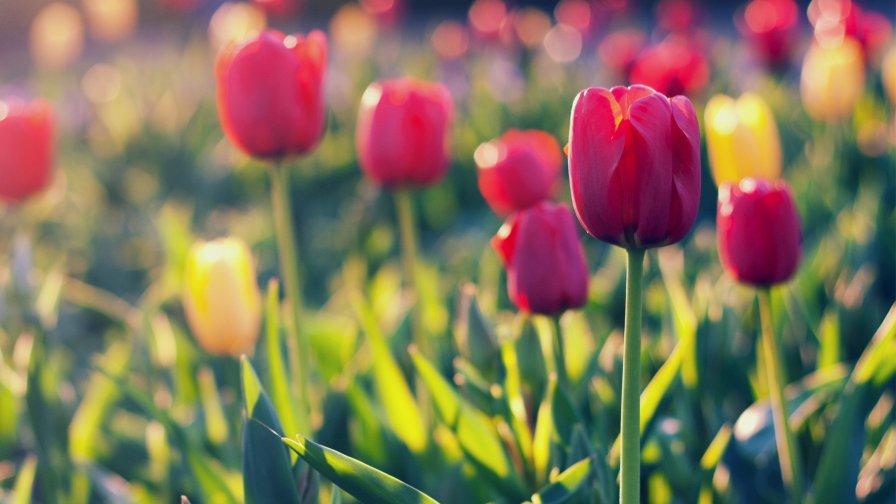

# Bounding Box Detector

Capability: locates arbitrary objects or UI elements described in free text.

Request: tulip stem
[269,163,311,434]
[552,316,569,393]
[758,288,803,502]
[620,248,644,504]
[393,188,427,355]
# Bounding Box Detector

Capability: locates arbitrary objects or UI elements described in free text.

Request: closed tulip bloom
[628,35,710,97]
[736,0,799,68]
[492,202,588,315]
[800,37,864,122]
[568,85,701,249]
[717,178,801,286]
[356,77,454,188]
[475,129,562,215]
[704,93,781,185]
[216,29,326,159]
[184,238,262,356]
[0,99,54,203]
[883,45,896,105]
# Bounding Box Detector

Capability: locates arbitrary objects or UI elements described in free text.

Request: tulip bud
[717,178,801,286]
[628,35,709,97]
[0,99,54,203]
[736,0,799,68]
[883,45,896,105]
[475,129,562,215]
[216,30,327,160]
[492,202,589,315]
[704,93,781,185]
[800,37,864,122]
[356,77,454,188]
[568,85,701,249]
[184,238,262,356]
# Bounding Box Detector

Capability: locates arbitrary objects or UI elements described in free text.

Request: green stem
[620,248,644,504]
[552,316,569,393]
[758,288,803,502]
[393,188,427,355]
[269,163,310,434]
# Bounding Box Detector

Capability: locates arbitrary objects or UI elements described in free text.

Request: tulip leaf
[69,341,131,463]
[610,342,683,463]
[500,338,533,474]
[240,356,302,504]
[531,457,593,504]
[282,435,438,504]
[354,294,428,454]
[262,279,301,441]
[11,455,38,504]
[454,284,499,375]
[811,306,896,503]
[658,249,699,389]
[410,347,527,499]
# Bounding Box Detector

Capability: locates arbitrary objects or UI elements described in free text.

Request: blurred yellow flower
[82,0,138,42]
[208,2,267,51]
[184,238,262,357]
[330,3,377,59]
[800,37,865,122]
[883,45,896,105]
[704,93,781,185]
[30,2,85,70]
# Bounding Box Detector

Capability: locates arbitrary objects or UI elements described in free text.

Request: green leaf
[262,279,301,439]
[11,456,38,504]
[531,457,592,504]
[811,305,896,503]
[532,375,558,487]
[410,347,526,499]
[500,338,533,474]
[610,342,683,463]
[69,341,132,463]
[453,283,499,374]
[354,295,428,454]
[240,356,301,504]
[658,249,698,388]
[282,435,438,504]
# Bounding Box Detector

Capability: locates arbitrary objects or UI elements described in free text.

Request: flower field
[0,0,894,503]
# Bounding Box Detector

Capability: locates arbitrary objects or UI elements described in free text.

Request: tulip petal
[666,95,701,244]
[568,88,626,243]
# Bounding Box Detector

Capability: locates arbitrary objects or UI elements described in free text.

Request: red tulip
[629,35,709,97]
[252,0,300,18]
[598,28,647,76]
[717,178,801,286]
[475,129,562,215]
[736,0,799,68]
[809,0,893,60]
[656,0,700,33]
[216,30,326,160]
[567,85,701,249]
[0,99,54,203]
[492,202,589,315]
[356,77,454,188]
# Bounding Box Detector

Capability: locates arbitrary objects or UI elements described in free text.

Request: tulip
[800,37,864,122]
[356,77,454,188]
[216,29,327,159]
[475,129,562,215]
[628,35,709,97]
[0,99,54,203]
[567,84,701,504]
[808,0,892,60]
[718,177,804,499]
[704,93,781,185]
[717,178,801,287]
[598,28,646,76]
[253,0,300,18]
[883,45,896,105]
[491,202,588,315]
[736,0,799,68]
[184,238,262,356]
[568,84,701,250]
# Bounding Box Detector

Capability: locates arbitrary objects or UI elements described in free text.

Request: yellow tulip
[800,37,865,122]
[184,238,262,356]
[883,45,896,105]
[704,93,782,185]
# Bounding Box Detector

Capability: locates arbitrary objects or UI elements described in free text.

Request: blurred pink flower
[628,35,709,97]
